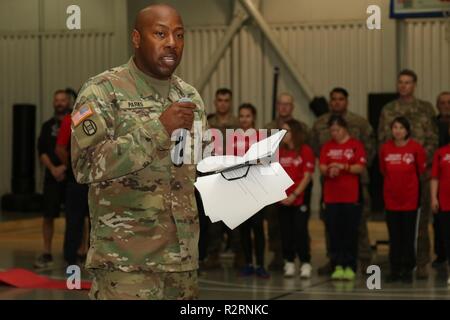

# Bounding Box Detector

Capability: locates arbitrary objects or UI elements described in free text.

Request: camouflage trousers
[89,269,198,300]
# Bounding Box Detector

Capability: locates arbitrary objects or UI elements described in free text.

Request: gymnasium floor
[0,212,449,300]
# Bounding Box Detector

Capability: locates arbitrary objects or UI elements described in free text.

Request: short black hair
[65,87,78,100]
[54,89,69,97]
[238,103,257,117]
[398,69,418,83]
[327,114,348,129]
[391,116,411,140]
[215,88,232,97]
[330,87,349,98]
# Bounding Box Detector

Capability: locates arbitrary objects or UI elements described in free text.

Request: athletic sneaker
[342,267,356,281]
[300,263,312,279]
[283,262,296,278]
[33,254,53,269]
[331,266,345,280]
[240,264,255,277]
[255,266,270,279]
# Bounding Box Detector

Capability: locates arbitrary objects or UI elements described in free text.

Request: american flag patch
[72,105,94,127]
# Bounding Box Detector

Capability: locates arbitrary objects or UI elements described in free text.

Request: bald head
[277,92,295,119]
[134,4,182,33]
[132,4,185,80]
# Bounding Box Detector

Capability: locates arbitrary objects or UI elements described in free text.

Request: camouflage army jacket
[378,99,438,167]
[207,113,239,132]
[71,57,208,273]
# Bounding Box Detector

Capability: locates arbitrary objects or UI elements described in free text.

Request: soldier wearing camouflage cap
[378,69,438,279]
[71,4,208,299]
[310,87,376,275]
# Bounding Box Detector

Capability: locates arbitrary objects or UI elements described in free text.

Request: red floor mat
[0,268,91,290]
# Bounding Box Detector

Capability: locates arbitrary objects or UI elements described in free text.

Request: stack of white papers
[195,130,294,229]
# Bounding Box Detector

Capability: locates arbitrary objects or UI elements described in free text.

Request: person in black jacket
[34,90,71,269]
[433,91,450,269]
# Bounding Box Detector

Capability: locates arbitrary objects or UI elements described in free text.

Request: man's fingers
[179,109,194,117]
[175,102,196,110]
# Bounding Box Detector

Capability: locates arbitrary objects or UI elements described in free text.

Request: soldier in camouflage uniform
[310,87,376,275]
[378,70,438,279]
[71,5,208,299]
[202,88,240,270]
[264,92,310,271]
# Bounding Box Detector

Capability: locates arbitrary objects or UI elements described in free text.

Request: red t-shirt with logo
[56,114,71,147]
[319,138,367,204]
[279,145,315,206]
[432,145,450,212]
[379,139,426,211]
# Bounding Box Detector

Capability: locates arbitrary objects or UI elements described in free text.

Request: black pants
[386,210,418,274]
[64,182,89,265]
[435,211,450,267]
[433,214,447,261]
[326,203,362,271]
[240,210,265,266]
[42,181,66,218]
[278,204,311,263]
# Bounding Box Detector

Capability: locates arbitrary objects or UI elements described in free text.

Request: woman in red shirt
[278,119,315,279]
[379,116,426,283]
[234,103,270,279]
[319,115,367,281]
[431,125,450,286]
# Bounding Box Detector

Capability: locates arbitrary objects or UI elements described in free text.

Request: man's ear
[131,29,140,49]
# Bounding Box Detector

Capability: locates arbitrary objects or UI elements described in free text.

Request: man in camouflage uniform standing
[71,4,207,299]
[201,88,240,269]
[378,69,438,279]
[265,92,310,271]
[310,87,376,275]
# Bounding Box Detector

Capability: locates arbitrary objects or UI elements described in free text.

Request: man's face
[276,95,294,118]
[239,108,254,130]
[437,94,450,118]
[397,75,416,98]
[133,9,184,80]
[215,94,232,115]
[53,93,70,115]
[329,92,348,114]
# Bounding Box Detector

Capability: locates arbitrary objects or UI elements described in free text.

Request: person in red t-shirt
[233,104,270,279]
[319,115,366,281]
[380,116,426,283]
[56,113,90,267]
[277,119,315,279]
[431,125,450,286]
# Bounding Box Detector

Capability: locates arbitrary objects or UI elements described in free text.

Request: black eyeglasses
[219,163,252,181]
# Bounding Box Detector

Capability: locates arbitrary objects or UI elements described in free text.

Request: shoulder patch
[72,105,94,127]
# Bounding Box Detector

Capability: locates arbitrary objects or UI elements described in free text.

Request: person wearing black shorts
[34,90,71,269]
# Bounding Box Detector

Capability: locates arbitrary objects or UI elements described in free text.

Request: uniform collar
[128,56,187,102]
[397,97,417,106]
